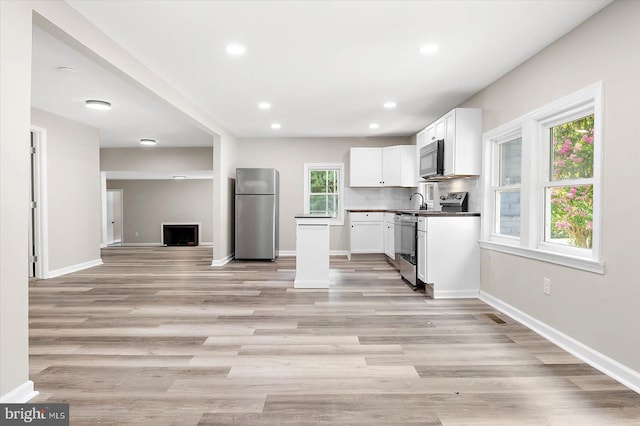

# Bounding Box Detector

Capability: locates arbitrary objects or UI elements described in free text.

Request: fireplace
[163,224,199,246]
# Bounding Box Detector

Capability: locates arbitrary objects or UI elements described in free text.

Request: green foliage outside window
[549,115,594,248]
[309,169,339,217]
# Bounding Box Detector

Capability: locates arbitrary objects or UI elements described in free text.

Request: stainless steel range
[439,191,469,212]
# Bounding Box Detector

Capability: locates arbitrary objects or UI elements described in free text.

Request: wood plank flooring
[29,247,640,425]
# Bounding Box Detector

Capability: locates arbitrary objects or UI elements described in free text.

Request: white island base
[294,215,331,289]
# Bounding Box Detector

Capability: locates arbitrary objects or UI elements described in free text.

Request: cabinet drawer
[418,217,427,231]
[350,212,383,222]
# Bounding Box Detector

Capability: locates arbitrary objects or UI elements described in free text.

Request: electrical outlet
[543,278,551,295]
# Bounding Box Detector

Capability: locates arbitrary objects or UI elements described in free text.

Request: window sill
[479,240,605,274]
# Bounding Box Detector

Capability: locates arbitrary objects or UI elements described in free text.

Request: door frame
[106,188,124,245]
[30,126,49,279]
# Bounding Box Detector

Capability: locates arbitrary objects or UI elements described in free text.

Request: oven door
[399,215,417,286]
[420,140,444,179]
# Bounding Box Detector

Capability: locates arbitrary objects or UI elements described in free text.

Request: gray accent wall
[107,179,213,244]
[31,107,102,272]
[460,0,640,374]
[236,137,414,251]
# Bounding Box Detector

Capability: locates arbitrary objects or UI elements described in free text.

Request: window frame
[303,163,345,226]
[481,82,604,274]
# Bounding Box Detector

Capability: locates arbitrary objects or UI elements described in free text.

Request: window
[493,135,522,239]
[481,83,603,273]
[304,163,344,225]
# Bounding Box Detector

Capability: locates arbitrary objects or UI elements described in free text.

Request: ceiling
[33,0,611,145]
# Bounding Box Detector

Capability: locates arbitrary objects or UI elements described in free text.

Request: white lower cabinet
[383,213,395,259]
[348,212,383,258]
[417,216,480,299]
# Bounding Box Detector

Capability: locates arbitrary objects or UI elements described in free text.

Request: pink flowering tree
[549,115,594,248]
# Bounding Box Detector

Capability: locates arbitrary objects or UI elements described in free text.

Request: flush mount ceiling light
[57,66,77,73]
[85,100,111,110]
[258,102,272,110]
[419,43,439,55]
[173,175,187,180]
[383,102,397,109]
[225,44,246,55]
[271,123,282,130]
[369,123,380,129]
[140,138,157,146]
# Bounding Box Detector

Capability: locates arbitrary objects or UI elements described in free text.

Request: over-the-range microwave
[419,139,444,179]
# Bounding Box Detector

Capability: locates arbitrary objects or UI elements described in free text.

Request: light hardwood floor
[30,247,640,425]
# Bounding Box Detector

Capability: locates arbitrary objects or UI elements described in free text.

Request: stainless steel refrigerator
[235,168,279,260]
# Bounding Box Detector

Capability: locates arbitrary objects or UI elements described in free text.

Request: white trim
[479,291,640,394]
[100,243,108,248]
[278,250,348,257]
[100,171,108,246]
[479,240,604,274]
[30,126,49,279]
[433,289,479,299]
[211,253,234,266]
[45,258,103,279]
[0,381,39,403]
[481,82,604,271]
[161,222,201,245]
[303,163,345,226]
[293,280,331,289]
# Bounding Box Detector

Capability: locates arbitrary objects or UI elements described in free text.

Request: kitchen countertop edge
[347,209,480,217]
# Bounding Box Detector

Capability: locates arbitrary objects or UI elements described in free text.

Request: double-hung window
[481,83,603,273]
[303,163,344,225]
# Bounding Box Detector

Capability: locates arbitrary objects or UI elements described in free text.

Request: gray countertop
[347,209,480,217]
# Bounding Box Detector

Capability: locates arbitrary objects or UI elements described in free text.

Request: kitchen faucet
[410,192,427,210]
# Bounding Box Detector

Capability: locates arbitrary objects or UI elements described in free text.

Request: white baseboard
[479,291,640,394]
[100,243,108,248]
[434,289,479,299]
[45,258,103,279]
[0,381,38,403]
[200,242,213,246]
[211,253,234,267]
[279,250,348,257]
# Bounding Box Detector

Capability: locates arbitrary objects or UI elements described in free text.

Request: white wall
[101,147,213,172]
[32,108,102,272]
[0,0,33,401]
[107,179,213,244]
[236,137,414,251]
[461,0,640,375]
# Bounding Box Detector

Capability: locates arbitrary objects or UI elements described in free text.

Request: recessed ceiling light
[140,139,157,146]
[369,123,380,129]
[173,175,187,180]
[383,102,397,109]
[419,43,439,55]
[57,66,76,73]
[258,102,272,110]
[271,123,281,130]
[85,100,111,110]
[225,44,246,55]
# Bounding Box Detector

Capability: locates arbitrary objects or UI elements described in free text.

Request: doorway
[106,189,123,246]
[29,128,48,279]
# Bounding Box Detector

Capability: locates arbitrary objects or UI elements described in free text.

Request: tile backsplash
[345,187,415,210]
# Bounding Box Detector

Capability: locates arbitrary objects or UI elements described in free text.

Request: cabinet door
[382,146,401,186]
[443,110,456,176]
[384,223,395,258]
[350,148,383,187]
[417,230,427,282]
[350,222,384,253]
[435,118,445,140]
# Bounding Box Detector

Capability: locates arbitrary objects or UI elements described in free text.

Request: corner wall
[32,108,102,273]
[461,0,640,376]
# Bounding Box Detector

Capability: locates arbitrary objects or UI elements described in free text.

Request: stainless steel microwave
[419,139,444,179]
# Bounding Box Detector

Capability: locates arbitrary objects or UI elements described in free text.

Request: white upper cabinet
[416,108,482,179]
[350,147,383,187]
[350,145,417,187]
